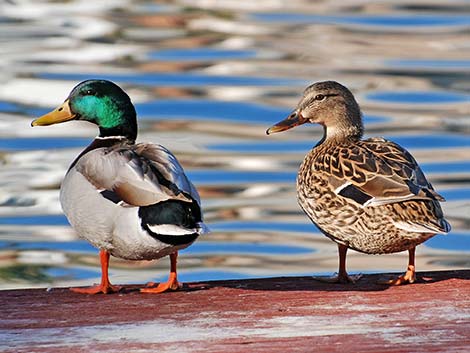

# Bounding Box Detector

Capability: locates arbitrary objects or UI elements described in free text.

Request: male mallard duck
[32,79,208,294]
[267,81,450,285]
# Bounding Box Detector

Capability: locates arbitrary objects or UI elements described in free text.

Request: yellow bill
[31,99,76,127]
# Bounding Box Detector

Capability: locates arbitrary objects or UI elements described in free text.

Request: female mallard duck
[267,81,450,285]
[32,79,208,294]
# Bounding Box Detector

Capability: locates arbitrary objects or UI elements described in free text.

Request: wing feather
[75,142,200,207]
[324,138,445,207]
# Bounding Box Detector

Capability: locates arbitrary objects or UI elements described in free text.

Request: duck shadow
[183,269,470,293]
[82,269,469,295]
[60,269,468,296]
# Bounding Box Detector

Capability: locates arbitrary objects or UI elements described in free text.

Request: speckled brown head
[267,81,364,141]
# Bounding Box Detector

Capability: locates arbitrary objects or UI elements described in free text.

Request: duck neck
[322,112,363,144]
[99,124,136,143]
[324,124,363,142]
[97,104,137,143]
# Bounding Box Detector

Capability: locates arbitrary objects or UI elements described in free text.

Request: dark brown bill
[266,111,307,135]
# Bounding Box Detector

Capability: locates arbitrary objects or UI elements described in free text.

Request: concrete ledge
[2,270,469,352]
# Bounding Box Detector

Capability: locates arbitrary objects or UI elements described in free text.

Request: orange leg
[313,244,362,284]
[379,247,416,285]
[141,252,182,294]
[70,250,122,294]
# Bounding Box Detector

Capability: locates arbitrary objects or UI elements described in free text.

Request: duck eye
[315,94,325,101]
[83,89,95,96]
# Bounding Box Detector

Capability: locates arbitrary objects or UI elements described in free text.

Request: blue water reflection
[182,241,313,255]
[187,170,295,184]
[367,91,470,104]
[386,59,470,69]
[148,48,258,61]
[137,99,289,123]
[252,13,470,28]
[440,189,470,202]
[211,221,317,233]
[0,101,20,113]
[0,137,89,151]
[0,215,68,226]
[0,240,94,252]
[420,161,470,174]
[426,233,470,252]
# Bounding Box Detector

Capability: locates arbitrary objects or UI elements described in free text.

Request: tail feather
[138,198,206,246]
[393,218,451,234]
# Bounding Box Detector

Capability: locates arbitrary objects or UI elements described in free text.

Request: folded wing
[325,137,445,207]
[75,142,200,207]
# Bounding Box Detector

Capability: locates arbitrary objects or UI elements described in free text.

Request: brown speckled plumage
[267,81,450,284]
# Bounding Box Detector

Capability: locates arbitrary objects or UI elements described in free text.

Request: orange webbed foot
[141,273,181,294]
[141,252,182,294]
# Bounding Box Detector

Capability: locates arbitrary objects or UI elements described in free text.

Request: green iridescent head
[32,80,138,141]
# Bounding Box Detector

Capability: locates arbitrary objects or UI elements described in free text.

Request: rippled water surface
[0,0,469,289]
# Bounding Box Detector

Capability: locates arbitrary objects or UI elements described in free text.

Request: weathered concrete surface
[1,270,469,353]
